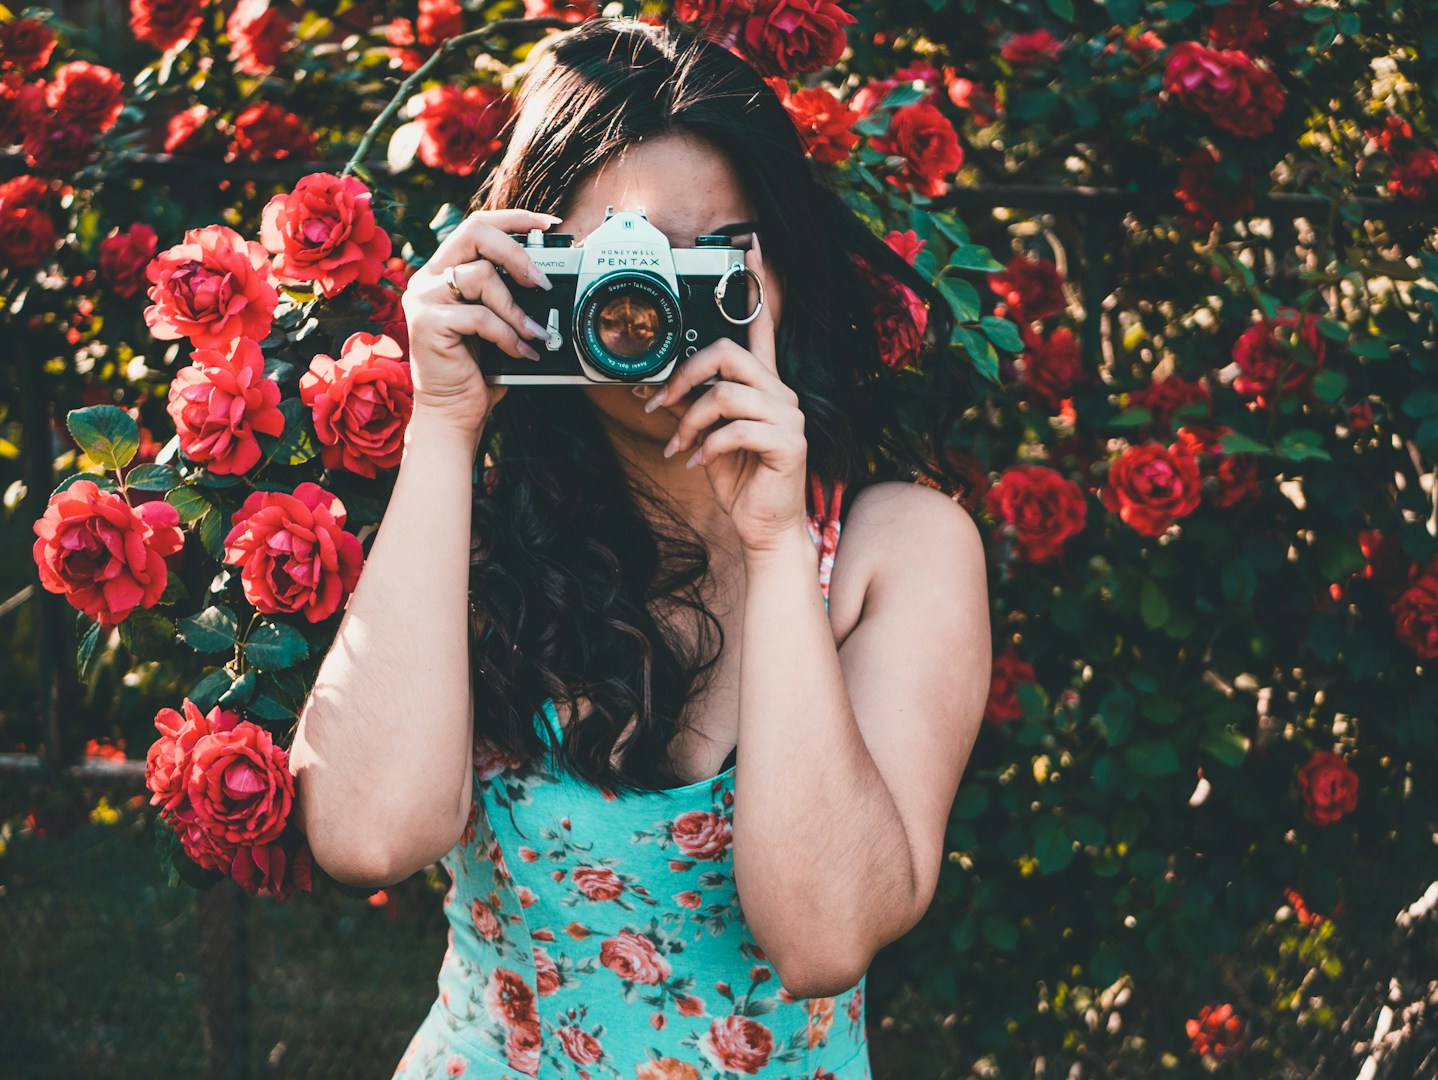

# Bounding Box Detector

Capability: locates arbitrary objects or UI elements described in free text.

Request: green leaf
[199,507,228,561]
[125,463,180,492]
[1276,429,1331,462]
[928,211,969,247]
[177,605,239,653]
[1316,318,1349,342]
[979,315,1025,354]
[262,398,319,468]
[188,668,234,713]
[245,621,311,671]
[166,486,212,524]
[1124,739,1180,777]
[1200,728,1249,768]
[1221,557,1257,604]
[948,244,1006,274]
[981,913,1018,951]
[67,406,140,471]
[428,202,465,244]
[937,277,981,322]
[219,669,257,708]
[246,694,294,722]
[1103,0,1139,21]
[1068,814,1107,848]
[952,784,989,820]
[1045,0,1074,20]
[1109,408,1153,428]
[77,620,103,681]
[1139,579,1169,629]
[1218,431,1270,456]
[1350,338,1390,359]
[1402,388,1438,418]
[118,611,175,659]
[1034,825,1075,874]
[52,473,118,498]
[1311,370,1347,404]
[880,82,928,110]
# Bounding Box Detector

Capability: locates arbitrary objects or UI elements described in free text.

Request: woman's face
[553,131,783,446]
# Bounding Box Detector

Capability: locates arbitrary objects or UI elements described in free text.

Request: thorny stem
[341,18,569,180]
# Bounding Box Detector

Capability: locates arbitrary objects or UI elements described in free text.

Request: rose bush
[2,0,1436,1075]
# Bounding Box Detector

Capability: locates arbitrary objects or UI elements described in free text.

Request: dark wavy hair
[465,16,965,794]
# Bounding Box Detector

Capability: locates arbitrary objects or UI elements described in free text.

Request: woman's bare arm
[288,409,483,887]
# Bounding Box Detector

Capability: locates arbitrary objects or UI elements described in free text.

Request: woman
[289,17,991,1079]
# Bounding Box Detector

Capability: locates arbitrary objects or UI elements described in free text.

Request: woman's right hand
[401,208,563,436]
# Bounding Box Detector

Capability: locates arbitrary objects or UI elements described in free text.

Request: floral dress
[393,479,869,1080]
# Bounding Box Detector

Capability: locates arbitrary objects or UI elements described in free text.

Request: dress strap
[806,474,845,602]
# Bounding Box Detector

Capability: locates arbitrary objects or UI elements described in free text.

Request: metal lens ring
[714,263,765,326]
[575,272,682,380]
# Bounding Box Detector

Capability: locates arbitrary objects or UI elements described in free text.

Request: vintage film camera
[476,207,763,385]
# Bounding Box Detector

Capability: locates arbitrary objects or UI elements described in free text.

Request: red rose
[674,890,703,909]
[299,331,413,478]
[1230,307,1324,410]
[674,0,760,22]
[260,172,392,295]
[1174,144,1255,231]
[0,18,56,74]
[504,1016,542,1076]
[1162,41,1285,139]
[1387,148,1438,204]
[45,61,124,134]
[483,966,538,1026]
[167,336,285,475]
[982,644,1036,726]
[226,101,316,162]
[164,103,213,154]
[772,83,859,165]
[883,229,925,265]
[130,0,207,52]
[0,76,46,145]
[1207,0,1299,52]
[412,84,511,176]
[226,0,292,75]
[853,254,927,371]
[144,223,280,348]
[1100,442,1203,537]
[1130,376,1212,433]
[556,1026,603,1066]
[671,810,733,860]
[700,1014,774,1075]
[1372,114,1413,156]
[523,0,597,21]
[185,719,295,851]
[1186,1002,1248,1060]
[230,836,313,899]
[1001,29,1063,67]
[944,71,999,126]
[383,18,424,71]
[1359,529,1408,597]
[99,223,159,299]
[571,864,625,900]
[418,0,465,43]
[471,897,503,940]
[984,465,1088,563]
[0,173,56,268]
[850,66,940,116]
[32,479,184,626]
[871,101,963,197]
[1346,401,1374,435]
[1296,750,1358,826]
[223,482,365,622]
[1393,566,1438,659]
[22,114,95,174]
[146,699,241,819]
[989,253,1065,324]
[600,930,673,985]
[533,946,561,995]
[1176,426,1262,509]
[739,0,857,78]
[1019,325,1084,409]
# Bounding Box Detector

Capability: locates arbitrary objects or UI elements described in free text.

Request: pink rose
[99,223,160,299]
[556,1025,603,1066]
[599,930,673,985]
[260,172,392,296]
[146,699,242,819]
[32,479,184,626]
[571,864,625,900]
[670,810,733,860]
[226,0,292,74]
[222,482,365,622]
[299,331,413,477]
[144,223,280,348]
[700,1014,775,1075]
[185,719,295,849]
[166,336,285,475]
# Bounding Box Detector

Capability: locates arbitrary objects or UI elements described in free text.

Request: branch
[342,17,571,179]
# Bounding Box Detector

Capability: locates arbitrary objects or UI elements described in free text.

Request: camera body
[477,207,754,385]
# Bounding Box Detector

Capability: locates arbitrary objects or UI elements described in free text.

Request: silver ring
[714,263,765,326]
[443,264,464,300]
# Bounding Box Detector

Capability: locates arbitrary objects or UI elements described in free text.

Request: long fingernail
[663,437,678,458]
[644,390,664,413]
[519,341,541,361]
[523,316,548,339]
[685,448,702,469]
[529,262,553,291]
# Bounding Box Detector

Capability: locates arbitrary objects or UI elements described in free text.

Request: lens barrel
[574,271,682,379]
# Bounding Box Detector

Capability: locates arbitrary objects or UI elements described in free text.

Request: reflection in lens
[596,291,660,357]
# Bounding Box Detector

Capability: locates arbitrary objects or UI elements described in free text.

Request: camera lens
[595,290,659,357]
[575,272,681,380]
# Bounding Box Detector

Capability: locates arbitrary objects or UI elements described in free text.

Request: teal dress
[394,481,871,1079]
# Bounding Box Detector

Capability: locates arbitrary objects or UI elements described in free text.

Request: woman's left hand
[643,232,808,553]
